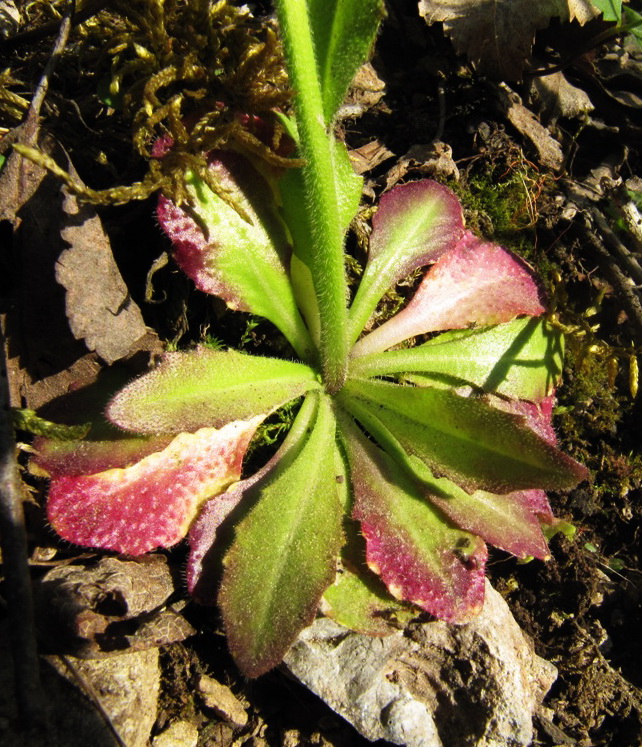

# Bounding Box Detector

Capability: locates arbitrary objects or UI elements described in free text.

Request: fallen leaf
[418,0,599,80]
[496,85,565,171]
[57,188,147,364]
[529,71,595,121]
[348,139,395,175]
[35,556,194,658]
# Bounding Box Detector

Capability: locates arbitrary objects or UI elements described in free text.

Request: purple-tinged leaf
[107,349,319,434]
[490,394,557,444]
[157,151,312,358]
[187,393,335,605]
[33,433,174,478]
[322,520,419,636]
[407,456,551,560]
[186,488,245,606]
[339,415,487,623]
[219,394,343,677]
[47,418,262,556]
[339,379,588,494]
[352,230,545,356]
[347,180,465,346]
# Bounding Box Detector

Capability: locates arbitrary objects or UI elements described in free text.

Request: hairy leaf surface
[322,520,419,636]
[107,349,319,433]
[340,378,588,494]
[353,231,545,356]
[307,0,384,123]
[406,456,550,559]
[157,151,311,358]
[348,180,464,345]
[219,394,343,677]
[47,418,262,555]
[340,417,487,622]
[352,317,563,401]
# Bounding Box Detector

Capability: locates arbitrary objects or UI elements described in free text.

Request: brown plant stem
[0,326,46,726]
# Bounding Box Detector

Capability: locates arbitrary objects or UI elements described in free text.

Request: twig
[0,0,110,53]
[0,324,46,726]
[0,3,77,728]
[578,222,642,345]
[591,210,642,288]
[57,656,128,747]
[22,1,75,147]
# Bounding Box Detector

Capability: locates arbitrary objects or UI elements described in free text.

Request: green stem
[276,0,348,393]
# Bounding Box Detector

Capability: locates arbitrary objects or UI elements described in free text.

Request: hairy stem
[276,0,348,393]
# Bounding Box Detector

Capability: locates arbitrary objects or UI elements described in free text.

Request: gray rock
[284,581,556,747]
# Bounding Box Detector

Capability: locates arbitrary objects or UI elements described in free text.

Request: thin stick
[57,656,128,747]
[0,3,76,727]
[0,324,46,726]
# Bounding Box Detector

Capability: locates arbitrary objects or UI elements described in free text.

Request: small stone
[197,675,248,727]
[152,720,199,747]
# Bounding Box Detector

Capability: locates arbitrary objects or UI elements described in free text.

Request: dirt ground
[1,1,642,745]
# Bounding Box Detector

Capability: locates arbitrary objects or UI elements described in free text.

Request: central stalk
[276,0,349,393]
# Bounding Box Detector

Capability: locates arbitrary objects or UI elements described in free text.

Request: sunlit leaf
[407,456,551,560]
[322,520,419,636]
[352,317,563,402]
[352,231,545,356]
[157,151,312,358]
[107,349,320,434]
[219,394,343,677]
[348,180,465,345]
[308,0,384,123]
[339,414,487,623]
[47,418,262,555]
[340,378,588,494]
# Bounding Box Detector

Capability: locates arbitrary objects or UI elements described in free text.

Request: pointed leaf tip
[47,418,262,555]
[348,179,465,345]
[107,349,319,434]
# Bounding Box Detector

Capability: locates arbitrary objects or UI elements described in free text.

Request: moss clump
[4,0,296,208]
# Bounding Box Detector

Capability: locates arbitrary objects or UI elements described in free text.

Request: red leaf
[47,418,262,555]
[353,231,545,356]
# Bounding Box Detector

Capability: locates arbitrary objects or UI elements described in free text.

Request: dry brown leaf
[36,556,195,658]
[1,133,151,410]
[529,71,595,121]
[418,0,600,79]
[57,188,146,364]
[495,85,565,171]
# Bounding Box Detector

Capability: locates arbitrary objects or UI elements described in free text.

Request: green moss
[7,0,296,208]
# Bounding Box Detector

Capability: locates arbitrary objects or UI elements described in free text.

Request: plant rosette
[33,0,587,678]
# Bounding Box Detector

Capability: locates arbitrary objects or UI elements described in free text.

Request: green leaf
[219,393,343,677]
[158,153,313,360]
[351,317,564,401]
[322,520,419,636]
[338,413,487,622]
[307,0,384,124]
[405,456,551,560]
[13,409,90,440]
[280,139,363,346]
[339,378,588,494]
[590,0,622,22]
[347,180,465,346]
[107,349,320,434]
